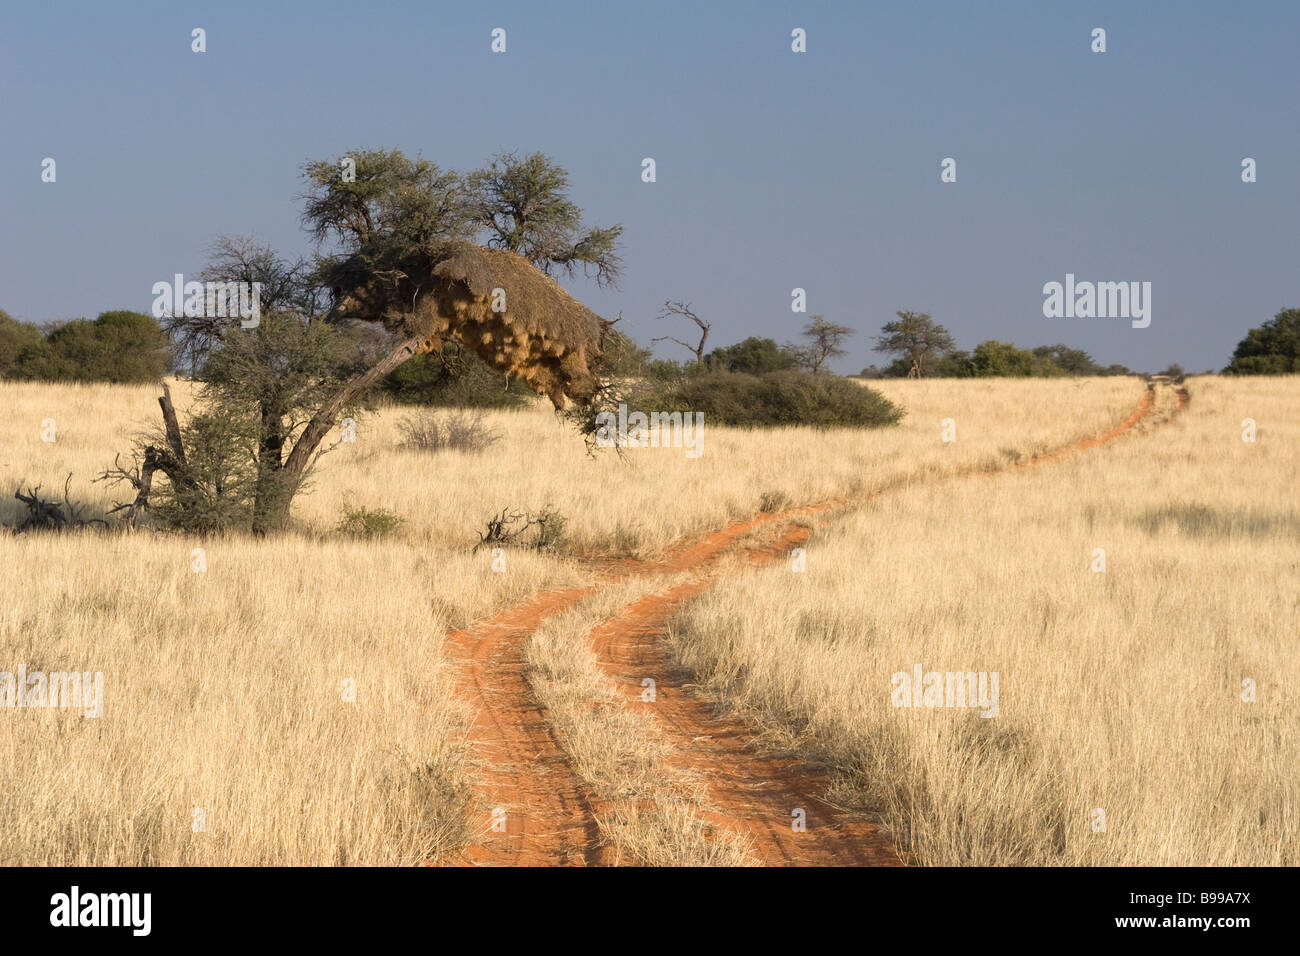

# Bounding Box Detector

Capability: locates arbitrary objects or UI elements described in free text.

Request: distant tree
[1103,363,1132,376]
[873,311,956,378]
[708,336,799,374]
[1224,308,1300,374]
[929,349,973,378]
[879,357,914,378]
[796,315,854,373]
[643,358,684,380]
[0,310,47,377]
[969,340,1036,377]
[653,301,711,366]
[1032,344,1102,376]
[9,310,170,383]
[467,150,623,286]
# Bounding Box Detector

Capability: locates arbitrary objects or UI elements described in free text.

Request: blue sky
[1,0,1296,373]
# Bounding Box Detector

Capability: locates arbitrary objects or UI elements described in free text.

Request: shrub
[397,409,501,453]
[627,370,903,428]
[134,410,262,535]
[0,311,47,378]
[7,310,170,383]
[706,336,800,374]
[337,506,405,539]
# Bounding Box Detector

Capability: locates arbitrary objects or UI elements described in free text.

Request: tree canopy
[873,311,956,377]
[1224,308,1300,374]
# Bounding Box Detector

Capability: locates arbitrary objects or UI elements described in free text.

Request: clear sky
[2,0,1296,373]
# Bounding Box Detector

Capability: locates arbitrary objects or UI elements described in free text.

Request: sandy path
[443,383,1179,866]
[588,520,904,865]
[440,509,836,865]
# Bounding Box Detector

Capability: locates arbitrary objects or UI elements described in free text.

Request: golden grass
[1,376,1142,557]
[0,533,579,865]
[4,372,1250,866]
[668,376,1299,865]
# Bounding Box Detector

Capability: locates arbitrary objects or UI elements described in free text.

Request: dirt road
[442,383,1181,866]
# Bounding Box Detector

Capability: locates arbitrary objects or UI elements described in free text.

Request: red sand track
[588,522,904,865]
[439,510,832,865]
[441,383,1179,866]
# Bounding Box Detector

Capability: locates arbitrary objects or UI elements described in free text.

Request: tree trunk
[250,402,288,536]
[252,334,431,535]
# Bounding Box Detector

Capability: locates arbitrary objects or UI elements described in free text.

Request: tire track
[442,382,1181,865]
[440,509,837,865]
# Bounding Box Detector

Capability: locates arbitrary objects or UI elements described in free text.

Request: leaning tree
[107,149,622,535]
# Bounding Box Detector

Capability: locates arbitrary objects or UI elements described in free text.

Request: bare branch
[654,300,710,365]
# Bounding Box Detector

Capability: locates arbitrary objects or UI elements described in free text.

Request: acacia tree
[1223,308,1300,374]
[113,148,621,536]
[873,311,956,378]
[467,151,622,285]
[795,315,854,373]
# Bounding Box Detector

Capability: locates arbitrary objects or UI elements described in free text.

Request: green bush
[380,342,532,408]
[337,505,405,539]
[0,311,47,377]
[3,310,170,383]
[706,336,800,374]
[143,411,262,535]
[1224,308,1300,375]
[629,370,903,428]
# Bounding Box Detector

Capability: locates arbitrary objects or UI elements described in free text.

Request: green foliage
[301,149,470,253]
[869,318,1125,379]
[1224,308,1300,374]
[969,340,1036,377]
[929,350,973,378]
[873,311,956,377]
[145,410,262,534]
[337,505,405,539]
[381,342,532,408]
[202,311,360,416]
[1032,344,1103,375]
[628,370,903,428]
[0,311,47,377]
[467,151,623,285]
[707,336,800,374]
[3,310,170,383]
[644,358,685,380]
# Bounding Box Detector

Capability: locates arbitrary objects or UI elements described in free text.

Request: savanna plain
[2,374,1294,866]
